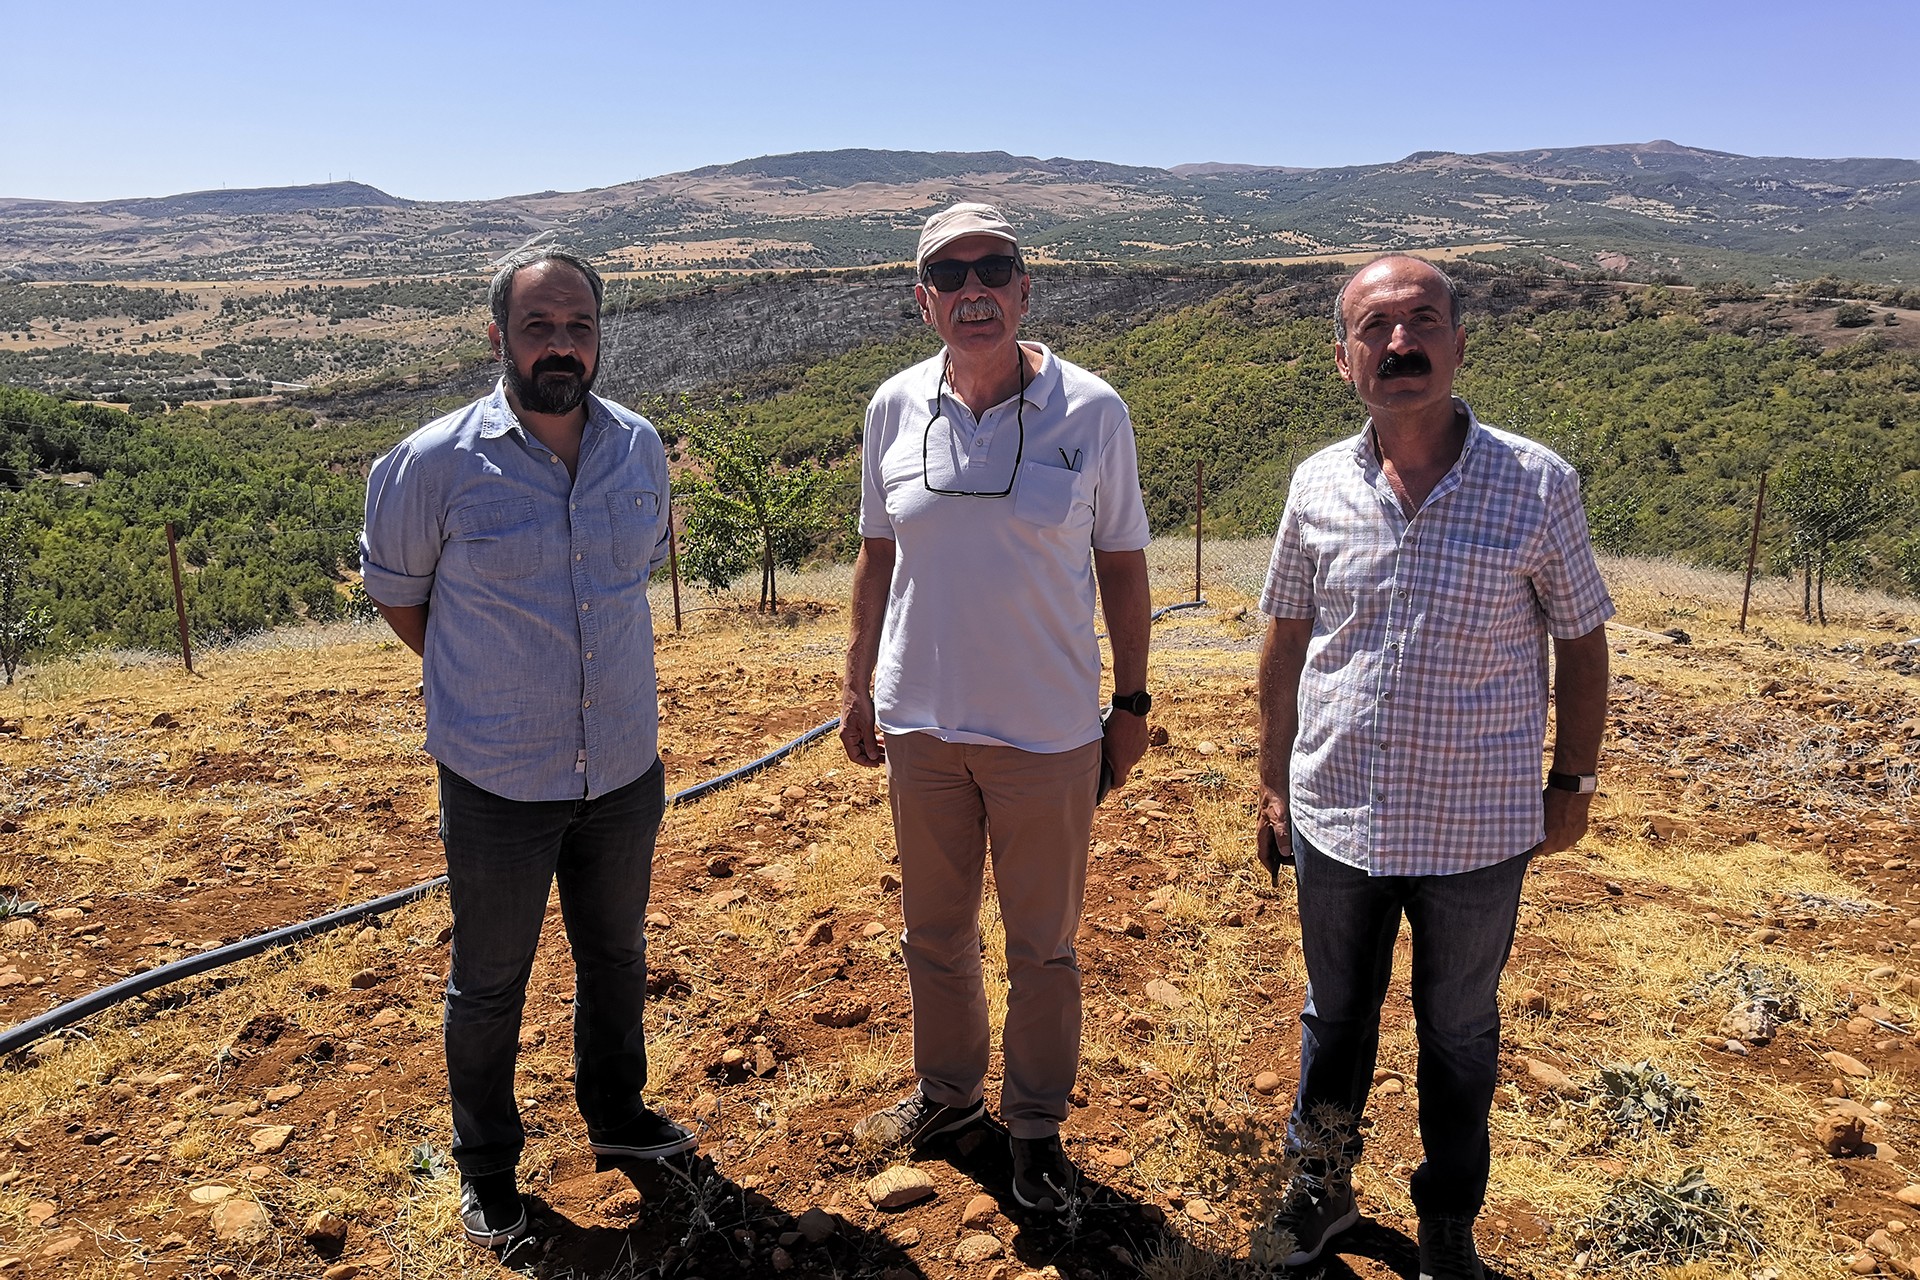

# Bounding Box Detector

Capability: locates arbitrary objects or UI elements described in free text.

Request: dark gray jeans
[1288,825,1530,1217]
[437,758,664,1178]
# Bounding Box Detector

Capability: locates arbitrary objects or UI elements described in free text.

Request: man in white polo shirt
[839,203,1152,1212]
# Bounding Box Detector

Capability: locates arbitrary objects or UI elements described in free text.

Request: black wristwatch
[1109,690,1152,717]
[1545,770,1598,794]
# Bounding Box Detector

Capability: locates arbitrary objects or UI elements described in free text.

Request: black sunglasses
[920,254,1020,292]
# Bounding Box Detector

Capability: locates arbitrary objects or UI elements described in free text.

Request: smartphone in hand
[1256,819,1290,885]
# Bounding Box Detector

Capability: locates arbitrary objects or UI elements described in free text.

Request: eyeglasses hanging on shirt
[921,350,1026,497]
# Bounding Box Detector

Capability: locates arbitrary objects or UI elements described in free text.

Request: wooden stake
[1194,461,1204,603]
[1738,472,1767,633]
[667,507,683,633]
[164,522,193,674]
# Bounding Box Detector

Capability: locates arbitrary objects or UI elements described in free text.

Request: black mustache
[1377,351,1431,379]
[532,355,586,377]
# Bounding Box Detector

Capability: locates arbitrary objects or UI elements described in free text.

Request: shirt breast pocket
[1428,539,1532,637]
[455,496,541,580]
[1012,461,1092,530]
[609,489,662,572]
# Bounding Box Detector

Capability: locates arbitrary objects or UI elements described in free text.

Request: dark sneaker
[459,1173,527,1248]
[588,1105,698,1160]
[1267,1173,1359,1267]
[1010,1134,1077,1212]
[852,1092,985,1150]
[1418,1213,1485,1280]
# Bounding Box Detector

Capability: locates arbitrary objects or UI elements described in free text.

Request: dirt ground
[1,585,1917,1280]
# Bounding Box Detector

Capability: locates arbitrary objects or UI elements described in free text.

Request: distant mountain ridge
[3,142,1917,284]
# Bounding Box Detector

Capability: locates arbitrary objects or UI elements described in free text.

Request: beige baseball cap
[916,202,1020,270]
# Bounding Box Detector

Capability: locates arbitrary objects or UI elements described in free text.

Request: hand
[1539,787,1593,856]
[1255,784,1292,881]
[1100,710,1149,792]
[838,687,885,767]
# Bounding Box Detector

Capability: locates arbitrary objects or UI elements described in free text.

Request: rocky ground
[1,595,1918,1279]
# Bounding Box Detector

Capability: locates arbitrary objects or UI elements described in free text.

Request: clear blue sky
[9,0,1916,203]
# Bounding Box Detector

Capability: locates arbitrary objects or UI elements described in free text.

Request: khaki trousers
[884,730,1101,1139]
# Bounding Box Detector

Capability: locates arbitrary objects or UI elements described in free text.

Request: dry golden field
[0,544,1917,1280]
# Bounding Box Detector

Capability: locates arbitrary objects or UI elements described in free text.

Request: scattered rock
[955,1233,1005,1263]
[37,1237,82,1261]
[1252,1071,1284,1096]
[861,922,887,939]
[796,1207,839,1243]
[209,1198,271,1247]
[1121,917,1147,939]
[1523,1057,1580,1096]
[1517,988,1551,1015]
[189,1185,237,1205]
[1819,1112,1870,1157]
[303,1210,348,1256]
[707,856,734,878]
[1093,1146,1134,1168]
[264,1084,304,1105]
[1147,724,1169,746]
[1195,741,1218,756]
[322,1265,361,1280]
[597,1187,645,1220]
[347,969,382,990]
[1184,1197,1219,1224]
[208,1101,261,1118]
[770,1246,794,1272]
[1752,927,1785,946]
[1718,1002,1778,1045]
[691,1092,720,1119]
[1896,1184,1920,1207]
[1825,1050,1872,1079]
[864,1165,936,1210]
[24,1202,57,1227]
[879,872,902,893]
[811,1000,871,1029]
[961,1194,999,1227]
[799,919,834,948]
[249,1125,294,1155]
[1144,978,1185,1008]
[645,912,672,929]
[1377,1077,1405,1096]
[157,1234,190,1252]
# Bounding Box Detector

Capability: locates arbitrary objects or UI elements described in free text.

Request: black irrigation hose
[0,718,844,1058]
[1,599,1210,1059]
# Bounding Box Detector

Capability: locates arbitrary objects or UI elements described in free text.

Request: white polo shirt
[859,344,1151,754]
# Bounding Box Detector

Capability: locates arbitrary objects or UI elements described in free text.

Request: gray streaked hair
[488,248,605,330]
[1333,255,1462,342]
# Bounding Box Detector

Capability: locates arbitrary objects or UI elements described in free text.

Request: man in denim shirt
[360,248,691,1250]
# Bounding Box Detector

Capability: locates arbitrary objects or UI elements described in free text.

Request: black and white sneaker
[1010,1134,1077,1212]
[459,1174,527,1249]
[1266,1173,1358,1267]
[588,1105,698,1160]
[851,1091,985,1150]
[1418,1213,1486,1280]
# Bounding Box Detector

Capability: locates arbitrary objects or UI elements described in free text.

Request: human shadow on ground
[490,1149,930,1279]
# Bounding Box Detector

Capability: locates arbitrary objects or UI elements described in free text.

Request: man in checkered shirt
[1255,256,1613,1280]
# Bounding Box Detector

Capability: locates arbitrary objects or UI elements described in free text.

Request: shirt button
[575,552,583,561]
[585,651,594,660]
[549,454,560,464]
[635,497,646,506]
[582,699,591,709]
[580,603,590,612]
[569,502,577,511]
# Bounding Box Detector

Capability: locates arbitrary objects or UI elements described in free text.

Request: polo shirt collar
[922,342,1059,416]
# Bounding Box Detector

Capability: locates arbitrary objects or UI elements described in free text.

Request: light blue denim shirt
[360,381,672,802]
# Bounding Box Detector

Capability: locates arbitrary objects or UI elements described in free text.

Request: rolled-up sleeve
[858,398,895,540]
[1092,407,1150,552]
[359,442,442,607]
[1533,467,1615,638]
[1260,495,1315,620]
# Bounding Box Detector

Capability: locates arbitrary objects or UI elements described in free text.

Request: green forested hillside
[3,273,1918,665]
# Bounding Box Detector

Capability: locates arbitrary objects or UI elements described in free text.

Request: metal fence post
[667,504,684,633]
[1194,461,1203,603]
[1739,472,1767,634]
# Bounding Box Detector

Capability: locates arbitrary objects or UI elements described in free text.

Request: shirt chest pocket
[454,496,541,580]
[608,489,662,572]
[1012,461,1093,530]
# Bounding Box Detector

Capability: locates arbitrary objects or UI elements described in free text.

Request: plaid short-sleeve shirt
[1261,400,1614,876]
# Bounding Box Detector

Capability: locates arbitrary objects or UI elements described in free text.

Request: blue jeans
[1288,826,1530,1217]
[437,758,664,1178]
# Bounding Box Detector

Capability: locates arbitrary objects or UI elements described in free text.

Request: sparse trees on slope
[676,409,826,614]
[0,497,53,685]
[1772,448,1898,624]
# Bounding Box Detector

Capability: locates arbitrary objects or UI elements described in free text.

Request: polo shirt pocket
[1013,461,1091,530]
[455,496,540,580]
[609,489,662,572]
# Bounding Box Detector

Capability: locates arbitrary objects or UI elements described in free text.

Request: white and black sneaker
[852,1091,985,1150]
[459,1174,528,1249]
